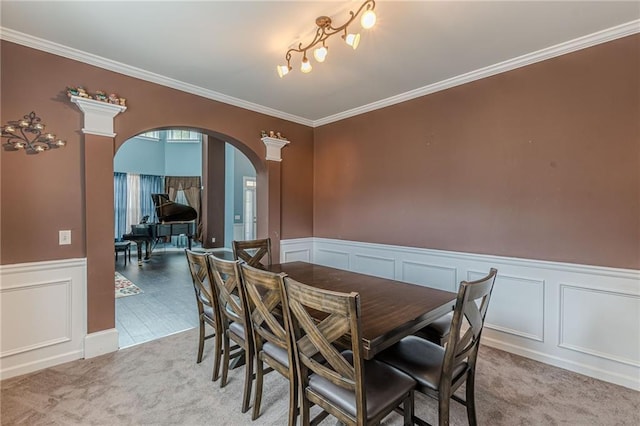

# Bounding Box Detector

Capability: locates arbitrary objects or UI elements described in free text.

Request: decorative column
[261,136,290,263]
[71,96,126,358]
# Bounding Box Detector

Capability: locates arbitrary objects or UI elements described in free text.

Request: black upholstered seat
[377,268,498,426]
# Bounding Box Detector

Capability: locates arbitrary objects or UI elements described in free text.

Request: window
[139,131,160,140]
[167,130,201,143]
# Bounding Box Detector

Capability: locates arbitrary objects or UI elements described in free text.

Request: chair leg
[301,393,311,426]
[403,391,414,426]
[196,317,205,363]
[241,345,254,413]
[288,371,298,426]
[221,331,230,387]
[466,372,478,426]
[252,356,264,420]
[212,325,222,382]
[438,393,450,426]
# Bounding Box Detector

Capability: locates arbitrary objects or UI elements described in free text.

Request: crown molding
[2,20,638,129]
[0,27,314,128]
[313,19,640,127]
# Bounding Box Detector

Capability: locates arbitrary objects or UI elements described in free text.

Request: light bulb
[300,58,312,73]
[313,46,328,63]
[345,33,360,50]
[361,10,376,29]
[277,65,290,78]
[56,139,66,147]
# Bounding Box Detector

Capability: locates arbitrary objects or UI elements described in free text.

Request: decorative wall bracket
[70,95,126,137]
[261,136,290,162]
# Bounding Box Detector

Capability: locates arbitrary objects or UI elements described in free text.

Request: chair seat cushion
[203,304,215,321]
[307,351,415,421]
[263,341,289,368]
[424,313,452,336]
[228,321,246,343]
[377,336,467,392]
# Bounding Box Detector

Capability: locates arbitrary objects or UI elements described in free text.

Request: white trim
[84,328,119,359]
[261,136,290,162]
[312,19,640,126]
[280,237,640,390]
[70,95,126,136]
[2,21,638,128]
[0,27,313,128]
[0,258,87,380]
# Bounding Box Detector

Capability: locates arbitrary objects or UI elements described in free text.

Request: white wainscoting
[0,258,87,380]
[280,238,640,390]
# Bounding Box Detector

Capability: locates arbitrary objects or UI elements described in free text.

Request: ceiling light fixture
[277,0,376,77]
[2,112,66,154]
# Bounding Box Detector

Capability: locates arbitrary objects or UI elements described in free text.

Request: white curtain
[126,173,141,230]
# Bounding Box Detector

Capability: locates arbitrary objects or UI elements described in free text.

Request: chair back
[185,249,218,320]
[233,238,272,269]
[442,268,497,389]
[240,264,293,361]
[208,255,249,326]
[283,277,366,417]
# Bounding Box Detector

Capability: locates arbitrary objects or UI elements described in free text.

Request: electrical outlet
[211,237,216,243]
[59,230,71,245]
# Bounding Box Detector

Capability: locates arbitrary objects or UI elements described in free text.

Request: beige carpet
[1,329,638,425]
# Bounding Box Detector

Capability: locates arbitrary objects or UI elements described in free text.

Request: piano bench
[115,241,131,265]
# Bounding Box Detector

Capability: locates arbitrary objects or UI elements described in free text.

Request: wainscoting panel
[401,261,458,292]
[476,272,545,342]
[0,258,87,380]
[559,284,640,367]
[1,279,72,357]
[353,254,395,279]
[280,237,640,390]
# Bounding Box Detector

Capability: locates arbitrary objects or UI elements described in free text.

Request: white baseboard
[84,328,119,358]
[280,237,640,390]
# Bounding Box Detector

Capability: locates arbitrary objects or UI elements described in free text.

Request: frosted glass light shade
[300,59,312,73]
[361,10,376,29]
[313,46,328,63]
[277,65,290,78]
[345,33,360,49]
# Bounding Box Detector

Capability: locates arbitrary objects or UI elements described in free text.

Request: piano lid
[151,193,197,223]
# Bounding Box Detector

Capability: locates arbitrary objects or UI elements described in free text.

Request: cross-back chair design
[207,254,254,413]
[284,277,416,426]
[378,268,498,426]
[185,249,223,381]
[232,238,272,269]
[239,263,297,425]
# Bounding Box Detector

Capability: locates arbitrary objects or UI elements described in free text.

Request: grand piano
[123,194,197,264]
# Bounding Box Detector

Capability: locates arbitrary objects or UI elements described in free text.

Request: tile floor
[114,243,232,348]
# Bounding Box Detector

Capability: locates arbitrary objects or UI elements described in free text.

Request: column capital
[261,136,290,162]
[70,96,126,137]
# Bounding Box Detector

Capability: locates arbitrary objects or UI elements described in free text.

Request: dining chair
[232,238,272,269]
[184,249,223,381]
[377,268,498,426]
[239,263,297,426]
[283,276,416,426]
[207,254,254,413]
[414,312,453,346]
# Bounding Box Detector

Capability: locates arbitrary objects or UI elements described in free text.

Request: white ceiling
[1,1,639,126]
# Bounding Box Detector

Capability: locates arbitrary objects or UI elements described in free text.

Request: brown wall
[1,41,314,332]
[313,35,640,270]
[1,40,314,266]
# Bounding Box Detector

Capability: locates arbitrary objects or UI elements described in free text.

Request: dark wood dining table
[267,261,457,360]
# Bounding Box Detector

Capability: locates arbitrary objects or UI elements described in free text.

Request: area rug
[115,272,143,298]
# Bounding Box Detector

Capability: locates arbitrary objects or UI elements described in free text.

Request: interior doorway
[113,129,256,348]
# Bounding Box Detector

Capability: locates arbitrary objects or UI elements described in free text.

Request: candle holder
[1,112,66,154]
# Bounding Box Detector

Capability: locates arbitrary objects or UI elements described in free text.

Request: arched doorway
[112,128,258,348]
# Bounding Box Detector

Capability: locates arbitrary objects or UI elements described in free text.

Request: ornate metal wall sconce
[2,112,66,154]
